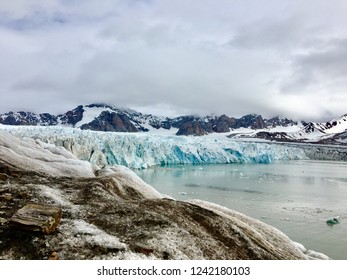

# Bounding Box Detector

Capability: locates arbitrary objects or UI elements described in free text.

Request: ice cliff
[0,126,308,169]
[0,131,328,259]
[2,126,347,169]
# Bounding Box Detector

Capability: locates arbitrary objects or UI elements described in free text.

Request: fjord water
[135,160,347,259]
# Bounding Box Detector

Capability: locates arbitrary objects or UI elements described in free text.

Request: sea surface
[135,160,347,260]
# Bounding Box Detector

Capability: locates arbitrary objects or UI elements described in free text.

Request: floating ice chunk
[326,216,340,225]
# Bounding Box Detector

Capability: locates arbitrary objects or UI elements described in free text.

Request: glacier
[2,125,346,169]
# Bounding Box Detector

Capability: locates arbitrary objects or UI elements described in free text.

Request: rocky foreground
[0,131,327,260]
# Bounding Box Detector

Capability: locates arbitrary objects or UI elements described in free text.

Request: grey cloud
[229,15,311,51]
[1,0,347,120]
[281,38,347,93]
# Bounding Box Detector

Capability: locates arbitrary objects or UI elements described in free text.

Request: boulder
[9,203,62,234]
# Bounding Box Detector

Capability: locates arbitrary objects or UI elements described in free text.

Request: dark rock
[235,114,265,129]
[81,111,139,132]
[0,111,40,125]
[252,131,295,142]
[176,121,208,136]
[39,113,58,125]
[212,114,237,132]
[265,117,298,127]
[9,203,62,234]
[58,105,84,126]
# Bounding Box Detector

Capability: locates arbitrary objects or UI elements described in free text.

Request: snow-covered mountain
[239,114,347,145]
[0,103,297,136]
[1,103,347,144]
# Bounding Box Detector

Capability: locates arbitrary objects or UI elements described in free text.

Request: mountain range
[1,103,347,145]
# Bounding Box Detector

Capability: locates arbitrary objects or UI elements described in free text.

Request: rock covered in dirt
[9,203,62,234]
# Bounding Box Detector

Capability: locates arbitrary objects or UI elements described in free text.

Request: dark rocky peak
[80,111,141,132]
[0,111,40,125]
[211,114,237,133]
[58,105,84,126]
[38,113,58,125]
[172,115,202,126]
[235,114,265,129]
[176,121,210,136]
[147,115,172,130]
[174,115,214,136]
[265,117,298,127]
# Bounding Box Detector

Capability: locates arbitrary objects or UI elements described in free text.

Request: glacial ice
[3,125,347,169]
[0,130,95,177]
[0,126,314,169]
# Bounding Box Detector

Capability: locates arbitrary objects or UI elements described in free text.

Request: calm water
[135,160,347,260]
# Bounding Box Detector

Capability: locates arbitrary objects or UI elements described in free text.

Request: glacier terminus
[2,125,347,169]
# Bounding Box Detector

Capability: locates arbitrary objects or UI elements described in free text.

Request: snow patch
[74,107,113,128]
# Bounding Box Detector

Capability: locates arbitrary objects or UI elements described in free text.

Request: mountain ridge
[0,103,299,134]
[1,103,347,144]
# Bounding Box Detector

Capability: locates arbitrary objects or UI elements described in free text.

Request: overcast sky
[1,0,347,121]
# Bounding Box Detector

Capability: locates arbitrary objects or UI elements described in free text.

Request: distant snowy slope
[291,114,347,141]
[233,114,347,144]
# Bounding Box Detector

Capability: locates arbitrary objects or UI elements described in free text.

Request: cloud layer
[1,0,347,121]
